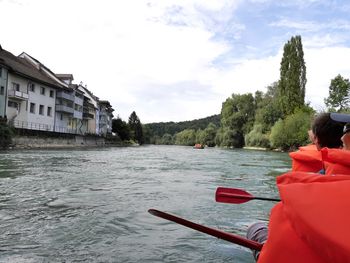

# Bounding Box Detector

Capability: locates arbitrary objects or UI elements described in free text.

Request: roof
[56,74,74,79]
[0,47,66,89]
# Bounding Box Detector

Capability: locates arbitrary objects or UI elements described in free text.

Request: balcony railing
[56,91,74,102]
[73,110,83,119]
[9,119,85,135]
[74,96,84,106]
[8,89,29,100]
[10,120,53,131]
[83,112,94,119]
[56,104,74,114]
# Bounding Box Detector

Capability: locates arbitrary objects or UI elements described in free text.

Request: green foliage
[112,117,131,141]
[0,122,14,149]
[144,115,220,137]
[174,129,196,146]
[143,114,220,145]
[254,82,283,132]
[270,110,313,151]
[128,111,144,145]
[160,133,174,145]
[219,93,255,148]
[278,35,306,117]
[324,74,350,111]
[219,128,244,148]
[201,123,217,147]
[245,124,270,148]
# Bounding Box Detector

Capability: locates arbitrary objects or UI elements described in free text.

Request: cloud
[2,0,350,123]
[304,46,350,110]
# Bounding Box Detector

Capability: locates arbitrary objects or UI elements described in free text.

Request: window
[39,105,44,115]
[8,101,18,108]
[49,90,54,98]
[29,83,35,92]
[12,83,20,91]
[0,86,4,95]
[0,67,2,77]
[40,86,45,95]
[30,103,35,113]
[47,106,52,116]
[60,114,63,120]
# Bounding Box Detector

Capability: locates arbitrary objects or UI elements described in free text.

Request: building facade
[0,45,116,137]
[0,60,8,118]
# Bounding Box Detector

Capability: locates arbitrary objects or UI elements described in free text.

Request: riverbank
[243,146,268,151]
[10,135,131,149]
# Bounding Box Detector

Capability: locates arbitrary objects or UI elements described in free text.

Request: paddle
[216,187,280,204]
[148,209,263,251]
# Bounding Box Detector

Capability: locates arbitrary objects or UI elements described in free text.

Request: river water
[0,145,290,263]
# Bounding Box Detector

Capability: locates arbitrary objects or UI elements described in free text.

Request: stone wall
[13,135,105,149]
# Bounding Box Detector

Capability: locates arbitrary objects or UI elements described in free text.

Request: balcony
[56,91,74,102]
[74,96,83,106]
[74,110,83,119]
[83,112,94,119]
[56,104,74,114]
[8,89,29,100]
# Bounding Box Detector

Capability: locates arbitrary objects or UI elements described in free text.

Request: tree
[112,117,130,141]
[254,82,283,132]
[174,129,196,146]
[160,133,174,145]
[324,74,350,112]
[270,110,313,151]
[128,111,144,145]
[245,124,270,148]
[0,122,14,149]
[219,93,255,147]
[278,35,307,117]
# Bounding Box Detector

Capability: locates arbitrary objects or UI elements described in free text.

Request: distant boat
[193,144,204,149]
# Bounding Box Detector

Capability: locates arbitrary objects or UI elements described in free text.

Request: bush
[245,124,271,148]
[270,111,312,151]
[0,123,14,149]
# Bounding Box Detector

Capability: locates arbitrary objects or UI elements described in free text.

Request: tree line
[114,35,350,151]
[4,35,347,150]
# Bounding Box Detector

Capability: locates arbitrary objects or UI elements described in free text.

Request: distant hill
[144,114,221,137]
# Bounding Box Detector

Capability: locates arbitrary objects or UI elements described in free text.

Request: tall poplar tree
[278,35,307,117]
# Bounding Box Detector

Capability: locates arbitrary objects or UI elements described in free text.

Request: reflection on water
[0,146,290,262]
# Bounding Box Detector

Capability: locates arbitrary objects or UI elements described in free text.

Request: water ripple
[0,146,290,262]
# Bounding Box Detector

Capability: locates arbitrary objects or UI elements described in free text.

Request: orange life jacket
[289,144,323,172]
[258,172,350,263]
[321,147,350,175]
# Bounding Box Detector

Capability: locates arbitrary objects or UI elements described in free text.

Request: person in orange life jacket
[312,113,344,150]
[330,112,350,150]
[311,113,344,174]
[247,113,344,261]
[342,123,350,150]
[317,113,350,175]
[289,113,344,173]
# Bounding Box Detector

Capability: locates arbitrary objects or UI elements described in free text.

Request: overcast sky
[2,0,350,123]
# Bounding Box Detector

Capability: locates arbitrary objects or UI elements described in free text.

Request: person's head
[342,123,350,150]
[330,113,350,150]
[311,113,344,150]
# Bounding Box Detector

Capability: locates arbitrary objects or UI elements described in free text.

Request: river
[0,145,291,263]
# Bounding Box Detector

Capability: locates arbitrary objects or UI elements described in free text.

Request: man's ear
[314,137,321,150]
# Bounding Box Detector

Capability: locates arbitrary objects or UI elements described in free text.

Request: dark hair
[312,113,343,148]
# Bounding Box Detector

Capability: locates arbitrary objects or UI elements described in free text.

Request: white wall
[7,73,56,131]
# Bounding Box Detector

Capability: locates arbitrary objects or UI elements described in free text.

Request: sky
[2,0,350,123]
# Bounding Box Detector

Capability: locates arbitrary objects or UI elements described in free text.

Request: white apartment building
[0,45,115,137]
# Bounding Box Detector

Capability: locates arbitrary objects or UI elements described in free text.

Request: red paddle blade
[216,187,254,204]
[148,209,263,251]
